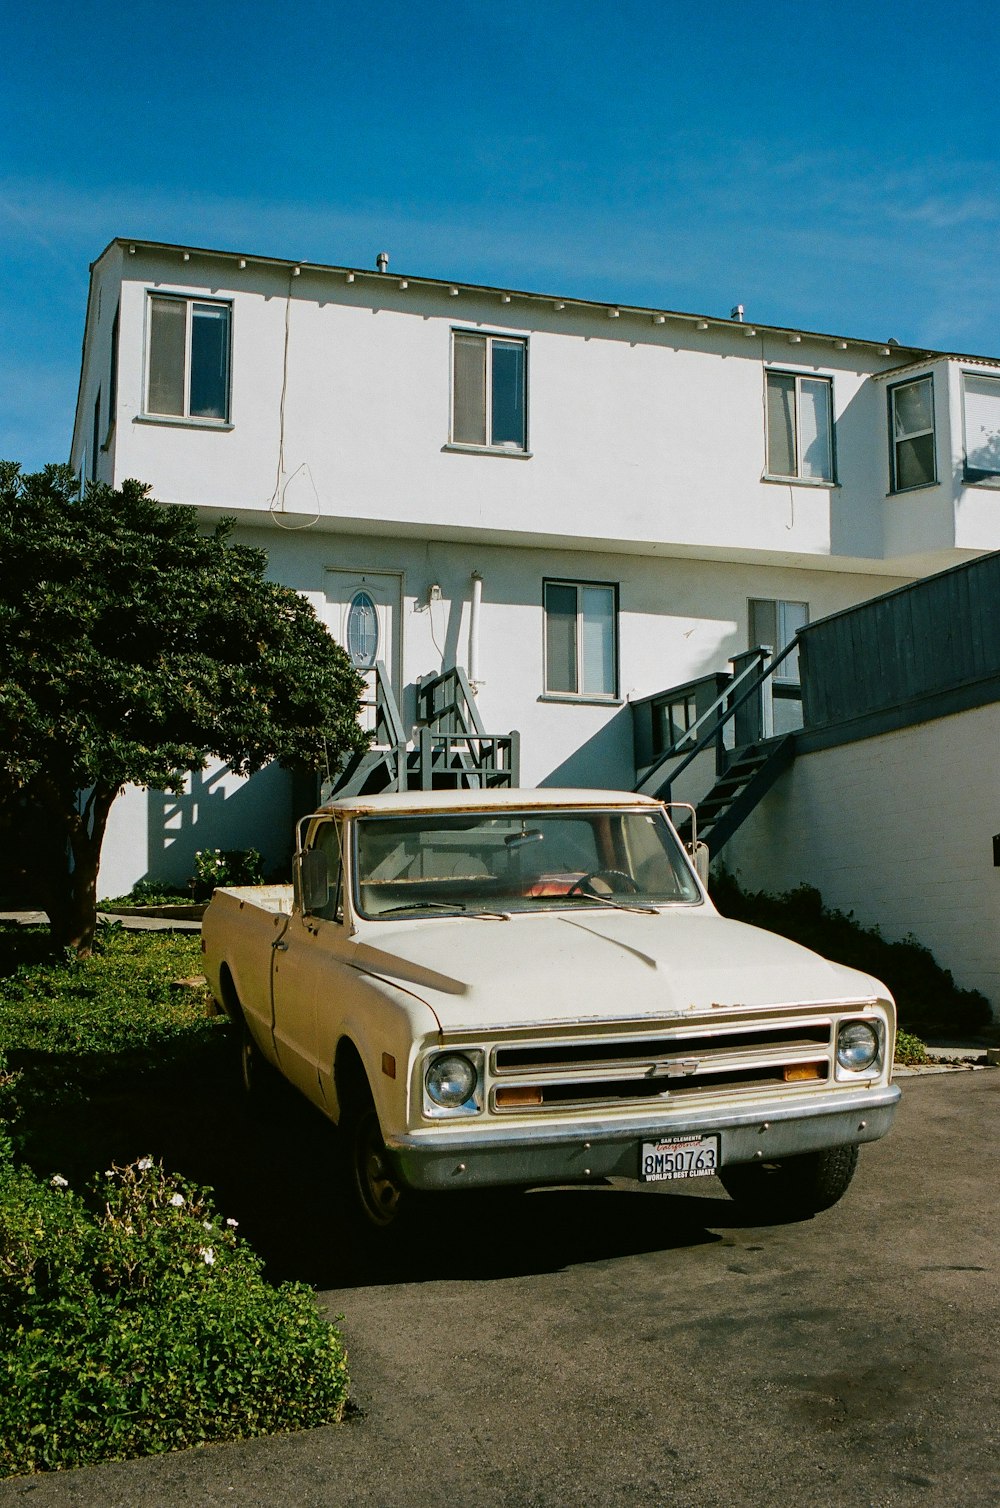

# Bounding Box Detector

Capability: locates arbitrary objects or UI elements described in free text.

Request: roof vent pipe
[376,251,389,273]
[730,304,744,322]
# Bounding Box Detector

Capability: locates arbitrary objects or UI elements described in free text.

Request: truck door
[270,819,351,1106]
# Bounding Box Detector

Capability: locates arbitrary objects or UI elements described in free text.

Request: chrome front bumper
[388,1083,901,1192]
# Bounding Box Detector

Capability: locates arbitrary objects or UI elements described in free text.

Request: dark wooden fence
[799,550,1000,732]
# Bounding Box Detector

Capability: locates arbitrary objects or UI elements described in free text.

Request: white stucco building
[70,239,1000,1006]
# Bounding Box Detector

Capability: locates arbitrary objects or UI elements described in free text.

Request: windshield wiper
[376,901,510,919]
[563,892,659,916]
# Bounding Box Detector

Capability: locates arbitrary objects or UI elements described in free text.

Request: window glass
[893,378,933,437]
[544,583,577,694]
[109,304,119,421]
[453,333,487,445]
[148,296,186,415]
[452,332,527,449]
[766,372,833,481]
[147,295,230,421]
[749,598,807,681]
[964,375,1000,478]
[312,822,343,922]
[799,378,832,480]
[346,591,379,669]
[890,377,935,491]
[765,373,796,476]
[190,303,230,419]
[491,340,526,448]
[91,389,101,482]
[896,433,935,490]
[354,808,701,919]
[581,586,615,695]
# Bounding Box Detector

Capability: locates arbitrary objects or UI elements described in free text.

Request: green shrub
[99,879,194,908]
[712,873,991,1037]
[894,1030,929,1066]
[0,1157,348,1476]
[191,848,264,900]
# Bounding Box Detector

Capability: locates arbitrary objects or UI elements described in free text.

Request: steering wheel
[566,869,640,897]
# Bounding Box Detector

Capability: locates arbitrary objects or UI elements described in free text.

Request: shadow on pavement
[12,1029,772,1291]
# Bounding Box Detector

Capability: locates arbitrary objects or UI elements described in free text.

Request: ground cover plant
[0,925,349,1477]
[712,872,992,1039]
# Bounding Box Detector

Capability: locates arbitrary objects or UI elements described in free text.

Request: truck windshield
[353,808,701,919]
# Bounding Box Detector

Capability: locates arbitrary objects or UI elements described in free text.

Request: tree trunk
[63,784,117,958]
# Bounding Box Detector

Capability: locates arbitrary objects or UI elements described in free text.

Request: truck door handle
[272,939,288,952]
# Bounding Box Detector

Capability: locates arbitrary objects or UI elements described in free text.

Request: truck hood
[350,909,885,1032]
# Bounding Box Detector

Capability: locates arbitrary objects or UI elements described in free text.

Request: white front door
[322,569,403,738]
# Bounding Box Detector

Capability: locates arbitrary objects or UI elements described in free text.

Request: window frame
[449,328,529,454]
[763,368,836,485]
[961,370,1000,486]
[888,374,937,494]
[542,578,619,703]
[142,291,233,426]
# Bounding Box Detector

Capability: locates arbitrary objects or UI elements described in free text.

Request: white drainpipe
[469,571,483,692]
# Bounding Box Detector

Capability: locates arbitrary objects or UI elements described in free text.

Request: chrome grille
[489,1020,834,1112]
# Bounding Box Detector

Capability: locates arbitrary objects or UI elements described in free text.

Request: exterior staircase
[632,642,802,857]
[324,662,519,800]
[686,735,795,854]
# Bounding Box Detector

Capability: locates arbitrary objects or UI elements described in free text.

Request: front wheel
[718,1144,859,1221]
[340,1087,415,1235]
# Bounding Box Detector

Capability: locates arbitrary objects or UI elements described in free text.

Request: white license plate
[640,1133,720,1182]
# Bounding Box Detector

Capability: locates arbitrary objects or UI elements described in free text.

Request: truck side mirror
[298,849,330,914]
[690,841,710,889]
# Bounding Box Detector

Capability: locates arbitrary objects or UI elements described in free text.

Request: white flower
[225,1218,238,1228]
[137,1157,153,1172]
[50,1174,69,1189]
[169,1193,185,1208]
[203,1220,214,1231]
[105,1169,116,1177]
[199,1247,216,1266]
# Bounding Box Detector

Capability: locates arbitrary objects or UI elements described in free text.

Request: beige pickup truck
[202,788,899,1235]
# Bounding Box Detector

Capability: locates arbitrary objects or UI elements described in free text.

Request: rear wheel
[236,1012,282,1112]
[718,1144,859,1221]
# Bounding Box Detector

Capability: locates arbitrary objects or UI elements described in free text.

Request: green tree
[0,463,368,955]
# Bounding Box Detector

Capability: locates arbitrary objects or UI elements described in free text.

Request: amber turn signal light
[783,1062,825,1083]
[495,1086,543,1108]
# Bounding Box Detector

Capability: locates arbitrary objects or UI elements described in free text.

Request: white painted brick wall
[724,705,1000,1017]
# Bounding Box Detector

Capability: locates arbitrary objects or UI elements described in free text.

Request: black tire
[718,1144,859,1221]
[339,1079,415,1236]
[236,1012,282,1113]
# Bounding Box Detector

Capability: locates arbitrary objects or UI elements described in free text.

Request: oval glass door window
[346,590,379,668]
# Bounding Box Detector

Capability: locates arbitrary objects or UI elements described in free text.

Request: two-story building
[70,238,1000,940]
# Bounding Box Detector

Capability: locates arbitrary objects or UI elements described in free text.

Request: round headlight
[837,1021,881,1072]
[426,1053,478,1108]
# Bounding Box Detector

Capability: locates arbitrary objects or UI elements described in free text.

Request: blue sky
[3,0,999,471]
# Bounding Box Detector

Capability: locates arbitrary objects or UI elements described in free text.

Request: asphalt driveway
[1,1071,997,1508]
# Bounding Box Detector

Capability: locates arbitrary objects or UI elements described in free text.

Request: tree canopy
[0,463,368,953]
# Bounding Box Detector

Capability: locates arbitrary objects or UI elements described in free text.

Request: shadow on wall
[538,705,636,790]
[147,762,296,887]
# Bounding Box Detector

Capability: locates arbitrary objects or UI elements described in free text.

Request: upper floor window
[889,375,935,492]
[962,372,1000,484]
[91,389,101,482]
[543,580,617,700]
[765,371,834,482]
[452,332,527,451]
[146,295,231,422]
[748,598,808,682]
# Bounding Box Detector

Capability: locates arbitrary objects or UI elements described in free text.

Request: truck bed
[212,884,293,916]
